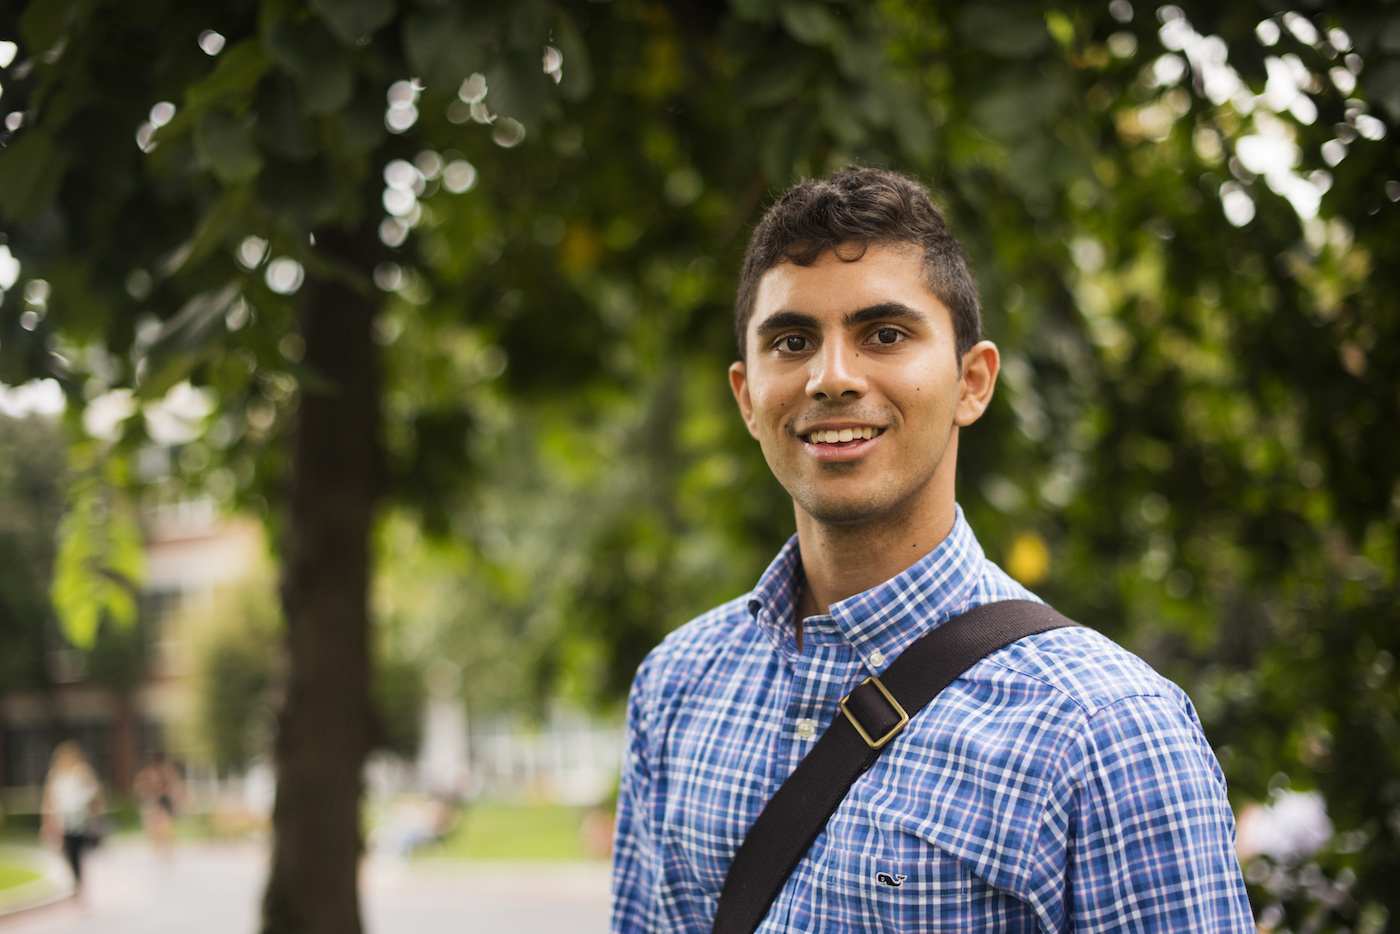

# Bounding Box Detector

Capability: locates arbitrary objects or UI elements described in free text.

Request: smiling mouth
[802,427,882,445]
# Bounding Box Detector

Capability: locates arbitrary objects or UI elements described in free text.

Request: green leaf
[736,49,817,108]
[185,39,272,115]
[301,61,354,117]
[779,0,841,46]
[51,475,146,649]
[485,49,551,130]
[403,7,491,90]
[308,0,396,48]
[957,3,1051,59]
[138,282,241,398]
[1044,10,1075,50]
[194,110,265,183]
[256,75,319,161]
[165,187,251,278]
[0,130,68,220]
[332,89,387,155]
[832,33,883,81]
[264,16,354,116]
[19,0,74,57]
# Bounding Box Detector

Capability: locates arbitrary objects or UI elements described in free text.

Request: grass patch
[0,825,37,845]
[0,864,42,892]
[424,803,591,861]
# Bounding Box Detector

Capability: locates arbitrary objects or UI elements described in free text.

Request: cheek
[753,388,789,418]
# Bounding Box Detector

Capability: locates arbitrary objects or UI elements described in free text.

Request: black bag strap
[711,599,1079,934]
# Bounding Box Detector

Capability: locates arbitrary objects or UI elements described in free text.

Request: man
[611,167,1253,932]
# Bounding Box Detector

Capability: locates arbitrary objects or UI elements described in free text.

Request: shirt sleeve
[1033,692,1255,933]
[610,657,659,934]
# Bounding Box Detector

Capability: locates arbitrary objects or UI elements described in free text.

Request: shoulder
[973,622,1191,720]
[640,594,754,673]
[905,606,1233,908]
[627,593,761,712]
[958,558,1194,718]
[954,615,1227,809]
[938,601,1216,793]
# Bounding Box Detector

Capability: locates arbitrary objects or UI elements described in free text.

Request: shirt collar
[747,505,986,671]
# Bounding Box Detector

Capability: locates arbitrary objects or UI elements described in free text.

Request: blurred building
[1,496,621,810]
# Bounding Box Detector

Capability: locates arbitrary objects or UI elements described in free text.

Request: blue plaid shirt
[611,508,1253,932]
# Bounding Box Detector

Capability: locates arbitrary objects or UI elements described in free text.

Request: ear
[954,341,999,427]
[729,361,760,439]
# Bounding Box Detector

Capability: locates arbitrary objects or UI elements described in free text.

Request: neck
[793,491,958,622]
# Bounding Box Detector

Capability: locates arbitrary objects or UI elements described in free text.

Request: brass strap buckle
[839,676,910,750]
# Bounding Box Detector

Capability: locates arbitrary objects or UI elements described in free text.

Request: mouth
[801,426,883,446]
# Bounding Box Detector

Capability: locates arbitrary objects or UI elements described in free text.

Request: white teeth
[808,427,878,443]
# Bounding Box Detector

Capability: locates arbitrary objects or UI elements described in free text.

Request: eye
[780,334,809,353]
[872,327,902,345]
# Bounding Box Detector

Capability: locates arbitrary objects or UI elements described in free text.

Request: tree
[2,0,1397,931]
[0,1,569,929]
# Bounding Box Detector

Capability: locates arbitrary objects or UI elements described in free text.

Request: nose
[806,338,867,400]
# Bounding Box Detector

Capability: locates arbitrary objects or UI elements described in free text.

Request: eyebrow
[752,302,930,340]
[844,302,929,328]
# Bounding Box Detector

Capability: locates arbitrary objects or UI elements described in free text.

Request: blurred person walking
[134,752,186,858]
[41,741,106,895]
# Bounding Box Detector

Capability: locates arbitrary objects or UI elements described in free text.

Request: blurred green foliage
[373,654,425,758]
[0,415,65,691]
[49,448,145,649]
[0,0,1397,929]
[0,415,149,691]
[187,574,425,767]
[190,580,281,771]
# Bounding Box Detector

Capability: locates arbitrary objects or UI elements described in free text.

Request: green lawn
[422,803,597,861]
[0,863,42,891]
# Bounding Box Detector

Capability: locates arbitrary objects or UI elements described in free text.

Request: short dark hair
[733,166,981,362]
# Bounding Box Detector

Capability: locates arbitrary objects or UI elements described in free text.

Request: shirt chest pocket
[811,832,1037,934]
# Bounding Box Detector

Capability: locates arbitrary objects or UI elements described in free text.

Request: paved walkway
[0,839,610,934]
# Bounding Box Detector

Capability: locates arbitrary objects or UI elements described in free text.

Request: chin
[793,491,901,526]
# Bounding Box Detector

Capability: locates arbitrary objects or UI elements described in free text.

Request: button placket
[782,642,850,774]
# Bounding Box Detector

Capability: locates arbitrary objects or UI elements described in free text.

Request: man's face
[729,243,997,529]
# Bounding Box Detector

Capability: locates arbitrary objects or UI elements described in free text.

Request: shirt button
[868,649,885,667]
[796,719,816,738]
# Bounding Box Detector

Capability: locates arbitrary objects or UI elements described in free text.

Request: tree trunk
[110,690,137,792]
[262,252,380,934]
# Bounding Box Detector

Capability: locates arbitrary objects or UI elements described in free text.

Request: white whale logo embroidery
[875,872,908,887]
